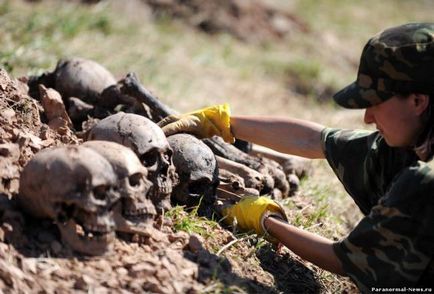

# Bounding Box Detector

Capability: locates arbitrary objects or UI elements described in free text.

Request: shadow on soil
[256,246,323,293]
[1,195,322,293]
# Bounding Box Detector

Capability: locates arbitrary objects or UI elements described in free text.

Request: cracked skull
[18,146,120,256]
[83,140,156,234]
[167,134,219,207]
[87,112,177,212]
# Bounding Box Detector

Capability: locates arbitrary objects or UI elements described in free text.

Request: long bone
[119,73,176,122]
[117,73,294,196]
[249,144,312,195]
[216,155,264,192]
[217,168,260,199]
[249,144,312,179]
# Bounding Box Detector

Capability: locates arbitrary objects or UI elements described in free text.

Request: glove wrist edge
[260,212,285,241]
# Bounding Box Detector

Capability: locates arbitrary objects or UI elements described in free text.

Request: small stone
[129,262,155,277]
[102,278,119,289]
[115,267,128,276]
[93,259,111,272]
[22,259,37,274]
[0,109,16,124]
[73,274,93,290]
[187,234,204,253]
[0,227,5,242]
[168,231,189,244]
[39,85,72,126]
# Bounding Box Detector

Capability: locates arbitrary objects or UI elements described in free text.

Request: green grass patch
[165,204,219,238]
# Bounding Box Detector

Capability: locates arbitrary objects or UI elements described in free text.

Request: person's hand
[222,196,288,242]
[157,103,235,143]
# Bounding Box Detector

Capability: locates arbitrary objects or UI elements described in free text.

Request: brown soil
[143,0,310,43]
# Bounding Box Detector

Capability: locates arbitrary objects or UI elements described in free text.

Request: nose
[364,107,374,124]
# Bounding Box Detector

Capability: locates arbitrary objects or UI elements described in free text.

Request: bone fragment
[250,144,312,179]
[216,155,264,191]
[255,155,290,198]
[218,169,260,197]
[119,73,176,122]
[67,97,94,123]
[204,137,274,194]
[216,168,261,209]
[39,85,73,134]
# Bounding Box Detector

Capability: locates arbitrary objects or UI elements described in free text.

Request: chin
[384,138,411,148]
[383,136,399,147]
[381,132,413,147]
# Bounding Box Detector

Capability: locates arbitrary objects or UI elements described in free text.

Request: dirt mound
[0,69,202,292]
[144,0,309,43]
[0,214,200,292]
[0,70,78,200]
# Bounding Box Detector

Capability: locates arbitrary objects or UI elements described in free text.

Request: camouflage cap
[334,23,434,109]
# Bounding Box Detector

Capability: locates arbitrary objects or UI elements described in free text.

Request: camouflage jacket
[321,128,434,291]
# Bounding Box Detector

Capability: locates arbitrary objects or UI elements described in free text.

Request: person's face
[363,94,429,147]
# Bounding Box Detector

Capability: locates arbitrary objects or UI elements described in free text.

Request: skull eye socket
[128,173,143,187]
[188,179,211,196]
[140,150,158,167]
[93,185,109,200]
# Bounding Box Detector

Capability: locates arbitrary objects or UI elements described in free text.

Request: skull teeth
[156,179,172,194]
[124,214,153,223]
[152,186,171,197]
[124,208,153,217]
[75,223,112,240]
[123,210,154,223]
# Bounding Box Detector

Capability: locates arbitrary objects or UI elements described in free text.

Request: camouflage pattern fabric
[321,128,433,290]
[333,23,434,109]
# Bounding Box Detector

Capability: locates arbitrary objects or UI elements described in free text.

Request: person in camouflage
[158,23,434,290]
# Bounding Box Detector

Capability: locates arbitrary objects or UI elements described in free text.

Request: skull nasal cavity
[129,173,142,187]
[93,185,109,200]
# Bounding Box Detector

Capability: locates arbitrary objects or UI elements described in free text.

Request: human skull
[83,141,156,234]
[18,146,120,256]
[87,112,177,213]
[54,57,116,104]
[167,134,219,208]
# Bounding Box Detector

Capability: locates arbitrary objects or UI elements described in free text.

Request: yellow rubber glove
[157,103,235,143]
[222,196,287,239]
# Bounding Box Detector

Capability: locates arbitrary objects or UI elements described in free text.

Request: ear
[412,94,430,115]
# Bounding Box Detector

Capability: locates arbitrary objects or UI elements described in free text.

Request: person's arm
[264,216,345,275]
[158,105,326,158]
[231,116,325,159]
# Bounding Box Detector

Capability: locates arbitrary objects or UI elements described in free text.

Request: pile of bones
[9,57,310,255]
